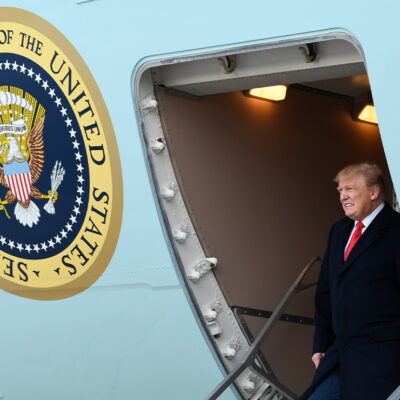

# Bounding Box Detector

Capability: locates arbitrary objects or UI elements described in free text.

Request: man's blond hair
[333,162,386,200]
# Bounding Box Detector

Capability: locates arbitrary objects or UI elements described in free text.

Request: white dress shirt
[344,202,385,253]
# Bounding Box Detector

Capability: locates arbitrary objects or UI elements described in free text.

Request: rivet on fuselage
[187,257,218,282]
[160,186,176,201]
[141,95,158,114]
[150,137,165,153]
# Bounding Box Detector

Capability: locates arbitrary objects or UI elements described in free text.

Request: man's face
[337,173,378,221]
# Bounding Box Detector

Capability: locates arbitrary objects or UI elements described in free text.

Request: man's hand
[312,352,325,369]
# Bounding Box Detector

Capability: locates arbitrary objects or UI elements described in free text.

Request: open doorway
[135,33,392,398]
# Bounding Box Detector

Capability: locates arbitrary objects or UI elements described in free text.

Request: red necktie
[344,221,364,261]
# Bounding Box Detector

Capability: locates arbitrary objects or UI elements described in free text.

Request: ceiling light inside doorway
[353,91,378,125]
[246,85,287,101]
[358,104,378,124]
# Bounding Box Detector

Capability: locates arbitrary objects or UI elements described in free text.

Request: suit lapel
[337,203,392,276]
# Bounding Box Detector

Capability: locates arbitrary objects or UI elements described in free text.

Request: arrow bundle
[44,160,65,214]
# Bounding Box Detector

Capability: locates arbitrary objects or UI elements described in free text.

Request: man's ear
[370,186,379,200]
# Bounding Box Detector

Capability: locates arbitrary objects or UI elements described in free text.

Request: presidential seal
[0,8,123,300]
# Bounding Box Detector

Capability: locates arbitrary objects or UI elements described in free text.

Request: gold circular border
[0,7,123,300]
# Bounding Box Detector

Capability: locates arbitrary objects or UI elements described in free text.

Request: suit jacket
[300,203,400,400]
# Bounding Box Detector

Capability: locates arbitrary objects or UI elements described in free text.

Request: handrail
[233,306,315,326]
[232,306,278,381]
[206,256,322,400]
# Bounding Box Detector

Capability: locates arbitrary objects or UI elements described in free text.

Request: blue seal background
[0,53,90,259]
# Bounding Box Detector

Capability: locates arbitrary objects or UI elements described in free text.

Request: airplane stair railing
[232,305,315,384]
[207,256,322,400]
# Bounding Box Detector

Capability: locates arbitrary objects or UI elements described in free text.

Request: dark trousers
[307,367,341,400]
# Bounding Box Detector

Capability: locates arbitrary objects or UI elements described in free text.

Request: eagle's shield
[3,161,32,202]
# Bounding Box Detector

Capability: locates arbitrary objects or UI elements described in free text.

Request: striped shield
[3,161,32,203]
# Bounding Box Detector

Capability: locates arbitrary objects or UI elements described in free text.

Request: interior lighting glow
[358,104,378,124]
[248,85,287,101]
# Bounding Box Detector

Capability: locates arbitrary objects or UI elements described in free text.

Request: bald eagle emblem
[0,91,65,227]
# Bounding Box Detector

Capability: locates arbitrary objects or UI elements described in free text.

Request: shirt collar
[358,202,385,229]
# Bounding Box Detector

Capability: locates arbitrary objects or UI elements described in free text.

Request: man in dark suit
[300,162,400,400]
